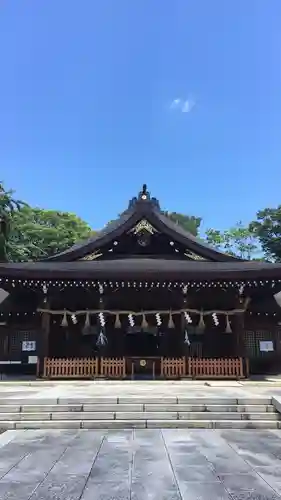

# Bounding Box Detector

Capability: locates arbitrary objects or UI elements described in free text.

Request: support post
[39,301,50,377]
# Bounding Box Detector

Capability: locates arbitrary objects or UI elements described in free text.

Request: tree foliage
[249,206,281,262]
[162,212,201,236]
[0,182,27,261]
[3,181,280,264]
[8,206,95,262]
[205,222,261,260]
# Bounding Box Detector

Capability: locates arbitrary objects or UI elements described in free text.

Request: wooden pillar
[235,313,246,357]
[39,301,50,376]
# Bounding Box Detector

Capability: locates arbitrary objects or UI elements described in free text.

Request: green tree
[0,182,27,261]
[205,221,261,260]
[8,206,95,262]
[163,212,201,236]
[250,206,281,262]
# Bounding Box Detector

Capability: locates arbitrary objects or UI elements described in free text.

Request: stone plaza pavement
[1,428,281,499]
[1,378,281,401]
[0,380,281,498]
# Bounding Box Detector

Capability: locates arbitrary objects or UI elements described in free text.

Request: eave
[0,259,281,281]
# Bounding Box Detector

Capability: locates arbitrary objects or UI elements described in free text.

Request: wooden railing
[187,357,244,379]
[100,357,126,378]
[160,357,186,378]
[42,356,246,379]
[43,357,99,378]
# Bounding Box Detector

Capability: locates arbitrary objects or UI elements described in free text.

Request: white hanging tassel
[84,312,90,328]
[225,314,232,333]
[96,331,108,347]
[156,313,162,326]
[61,310,68,327]
[168,311,175,329]
[115,313,121,329]
[184,330,190,345]
[197,311,205,333]
[141,313,148,329]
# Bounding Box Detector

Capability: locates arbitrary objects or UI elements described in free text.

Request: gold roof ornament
[184,250,207,261]
[129,219,157,235]
[80,250,103,261]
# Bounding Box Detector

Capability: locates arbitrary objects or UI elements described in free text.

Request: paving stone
[219,472,279,494]
[205,405,240,412]
[82,481,131,500]
[0,413,20,421]
[213,420,278,429]
[177,481,233,500]
[0,445,71,499]
[0,430,20,449]
[118,397,177,404]
[131,429,181,500]
[51,412,115,420]
[173,464,220,483]
[4,398,58,405]
[0,406,21,413]
[29,473,88,500]
[82,420,146,429]
[20,412,51,421]
[208,457,252,474]
[237,398,272,405]
[83,404,143,412]
[228,492,280,500]
[146,419,213,428]
[51,431,104,476]
[115,411,177,420]
[22,404,83,412]
[177,398,238,405]
[0,421,15,430]
[179,412,242,420]
[58,397,118,405]
[237,405,272,413]
[144,404,206,412]
[242,413,280,421]
[15,420,81,429]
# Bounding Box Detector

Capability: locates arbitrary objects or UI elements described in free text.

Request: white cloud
[170,97,195,113]
[182,99,195,113]
[170,98,181,109]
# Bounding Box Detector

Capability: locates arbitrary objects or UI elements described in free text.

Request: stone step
[0,397,272,406]
[0,403,275,413]
[0,419,279,430]
[0,411,278,422]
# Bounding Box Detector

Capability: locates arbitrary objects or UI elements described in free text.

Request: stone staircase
[0,396,280,430]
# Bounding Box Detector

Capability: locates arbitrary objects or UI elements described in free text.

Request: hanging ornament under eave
[141,313,148,329]
[61,310,68,327]
[197,311,205,333]
[128,314,135,327]
[114,313,122,329]
[184,311,192,324]
[98,312,106,327]
[84,311,90,328]
[184,330,191,346]
[96,331,108,347]
[274,291,281,308]
[225,314,232,333]
[156,313,162,326]
[168,311,175,329]
[71,314,78,325]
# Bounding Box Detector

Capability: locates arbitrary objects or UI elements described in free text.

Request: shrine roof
[0,258,281,280]
[42,184,241,262]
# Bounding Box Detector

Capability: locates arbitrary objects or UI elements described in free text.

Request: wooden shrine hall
[1,184,281,379]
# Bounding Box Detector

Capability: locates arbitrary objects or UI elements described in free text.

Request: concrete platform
[0,428,281,498]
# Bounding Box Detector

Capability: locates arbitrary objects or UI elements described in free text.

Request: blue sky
[0,1,280,234]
